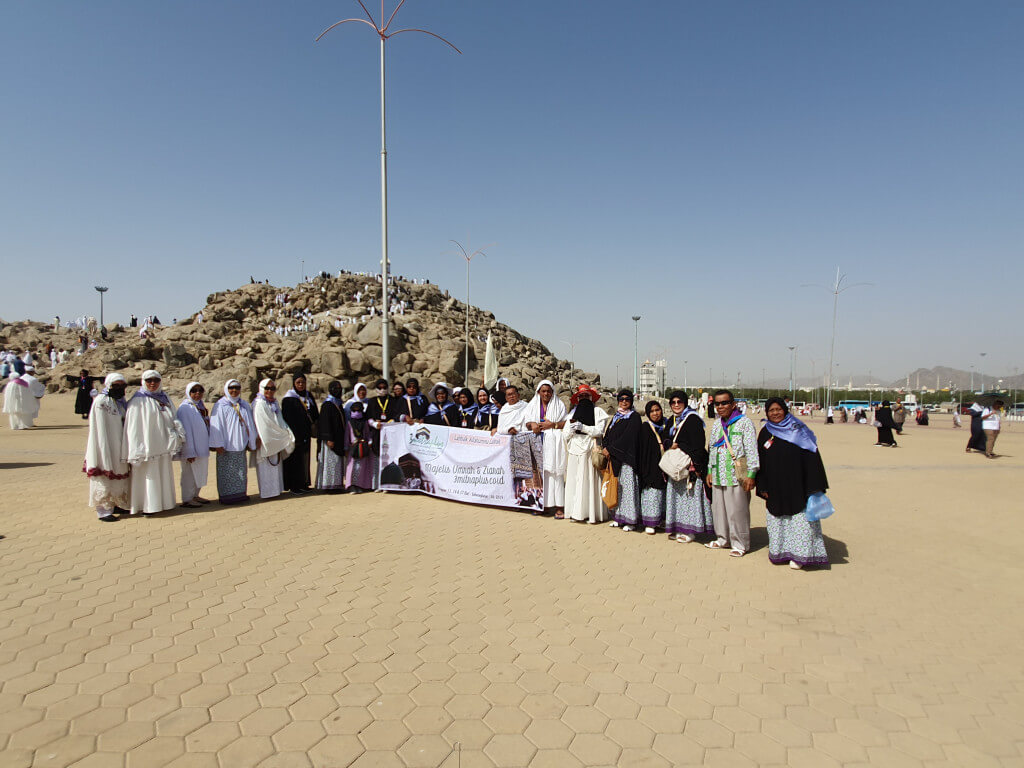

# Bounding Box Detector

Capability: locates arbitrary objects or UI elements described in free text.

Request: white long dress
[561,407,611,523]
[252,396,295,499]
[176,395,211,501]
[3,377,35,429]
[125,392,183,514]
[521,381,569,509]
[85,394,130,516]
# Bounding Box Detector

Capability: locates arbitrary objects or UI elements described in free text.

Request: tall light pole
[683,360,688,391]
[94,286,108,330]
[562,340,576,378]
[979,352,986,392]
[788,346,797,405]
[449,239,490,385]
[803,267,870,413]
[970,365,974,394]
[317,2,460,382]
[631,316,641,392]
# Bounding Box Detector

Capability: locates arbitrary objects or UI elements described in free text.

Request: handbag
[349,439,369,459]
[658,415,695,482]
[600,463,618,509]
[590,415,612,470]
[720,421,747,479]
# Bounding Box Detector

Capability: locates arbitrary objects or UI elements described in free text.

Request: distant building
[639,359,666,396]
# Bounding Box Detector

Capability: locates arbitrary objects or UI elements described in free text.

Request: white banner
[377,423,544,511]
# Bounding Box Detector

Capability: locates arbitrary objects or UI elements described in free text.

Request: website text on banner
[377,423,545,511]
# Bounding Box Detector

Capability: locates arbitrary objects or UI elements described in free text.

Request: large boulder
[162,343,194,368]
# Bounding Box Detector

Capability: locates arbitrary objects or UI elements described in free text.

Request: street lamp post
[94,286,108,330]
[788,346,797,405]
[317,3,460,382]
[631,316,641,393]
[683,360,688,391]
[979,352,986,392]
[449,240,490,385]
[562,340,576,378]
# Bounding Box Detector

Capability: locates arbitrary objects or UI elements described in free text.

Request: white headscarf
[132,369,172,407]
[252,378,295,461]
[223,379,242,404]
[522,379,568,475]
[344,382,368,417]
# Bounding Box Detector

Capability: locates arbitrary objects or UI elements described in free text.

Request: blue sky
[2,1,1021,386]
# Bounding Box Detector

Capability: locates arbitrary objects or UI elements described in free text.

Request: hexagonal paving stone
[524,718,574,749]
[569,732,622,765]
[396,734,453,768]
[358,719,411,751]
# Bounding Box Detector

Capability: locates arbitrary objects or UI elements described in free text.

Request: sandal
[730,548,745,558]
[677,534,694,543]
[704,540,728,550]
[554,513,564,520]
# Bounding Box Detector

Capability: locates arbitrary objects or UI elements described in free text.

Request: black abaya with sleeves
[755,426,829,516]
[604,412,640,476]
[875,406,898,446]
[317,400,346,460]
[424,403,460,426]
[67,375,102,416]
[637,422,667,491]
[281,394,319,491]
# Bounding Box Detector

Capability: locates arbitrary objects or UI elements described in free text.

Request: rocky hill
[1,274,601,399]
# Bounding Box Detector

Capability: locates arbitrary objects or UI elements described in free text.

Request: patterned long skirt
[613,465,641,526]
[316,443,345,492]
[639,487,665,528]
[216,450,249,504]
[665,477,714,538]
[766,511,829,567]
[345,453,375,491]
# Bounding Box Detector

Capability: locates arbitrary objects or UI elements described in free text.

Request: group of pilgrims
[81,371,831,569]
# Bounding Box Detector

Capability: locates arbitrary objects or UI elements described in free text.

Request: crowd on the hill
[68,370,836,570]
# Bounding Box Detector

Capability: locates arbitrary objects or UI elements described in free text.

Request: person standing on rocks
[209,380,257,504]
[281,374,319,495]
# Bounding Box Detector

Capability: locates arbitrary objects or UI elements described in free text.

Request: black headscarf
[571,397,596,426]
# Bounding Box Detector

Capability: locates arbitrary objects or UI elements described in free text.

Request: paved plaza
[2,395,1023,767]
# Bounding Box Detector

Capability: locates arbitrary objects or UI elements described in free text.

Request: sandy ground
[1,392,1022,767]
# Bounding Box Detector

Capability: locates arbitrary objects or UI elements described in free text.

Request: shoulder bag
[658,415,694,482]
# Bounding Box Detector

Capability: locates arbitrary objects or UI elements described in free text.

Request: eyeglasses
[227,386,241,390]
[144,379,160,384]
[669,399,684,404]
[617,396,631,402]
[714,400,733,407]
[264,386,276,391]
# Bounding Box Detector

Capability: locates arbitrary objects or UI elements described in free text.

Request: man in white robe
[125,370,184,515]
[3,374,35,429]
[522,380,569,516]
[21,367,45,422]
[493,385,528,436]
[85,374,130,521]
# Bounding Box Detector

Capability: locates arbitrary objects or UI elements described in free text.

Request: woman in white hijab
[251,378,295,499]
[125,370,184,515]
[176,382,211,508]
[343,382,368,419]
[523,379,569,517]
[209,379,257,504]
[85,373,130,521]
